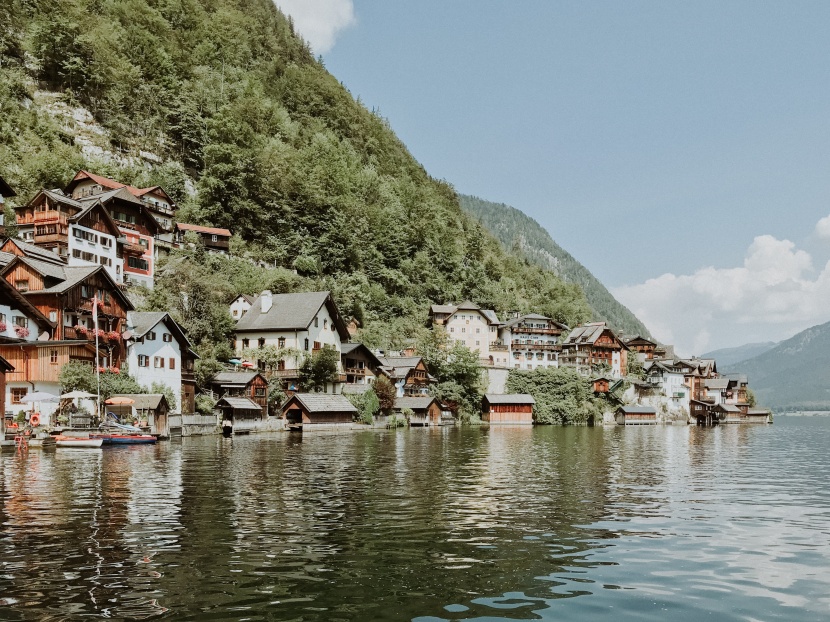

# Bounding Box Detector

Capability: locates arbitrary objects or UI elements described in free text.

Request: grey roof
[288,393,358,414]
[127,312,193,349]
[235,291,349,339]
[747,409,771,415]
[216,396,261,411]
[212,371,262,386]
[394,396,437,411]
[618,405,657,414]
[484,393,536,405]
[0,251,17,267]
[18,256,70,281]
[5,239,65,265]
[705,378,730,390]
[430,304,457,314]
[341,383,372,395]
[378,355,422,368]
[41,187,84,210]
[716,404,742,413]
[563,322,614,346]
[480,309,502,325]
[39,265,99,293]
[110,393,168,410]
[79,186,143,206]
[340,343,362,355]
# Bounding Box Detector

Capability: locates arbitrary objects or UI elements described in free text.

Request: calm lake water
[1,416,829,621]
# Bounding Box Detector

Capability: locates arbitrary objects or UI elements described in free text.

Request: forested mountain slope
[0,0,594,354]
[701,341,777,368]
[460,195,650,337]
[722,322,830,411]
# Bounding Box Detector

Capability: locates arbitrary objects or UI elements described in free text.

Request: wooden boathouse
[281,393,358,429]
[615,405,658,425]
[482,394,535,425]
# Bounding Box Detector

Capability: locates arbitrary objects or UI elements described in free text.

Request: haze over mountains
[701,342,777,368]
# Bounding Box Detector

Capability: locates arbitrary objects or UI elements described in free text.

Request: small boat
[91,433,156,445]
[55,435,103,448]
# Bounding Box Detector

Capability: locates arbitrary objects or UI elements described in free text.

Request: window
[242,338,249,349]
[169,358,176,369]
[278,337,285,348]
[449,327,454,333]
[80,285,91,299]
[313,341,321,350]
[49,311,57,322]
[11,388,27,404]
[138,355,149,367]
[476,328,480,334]
[304,338,309,351]
[211,235,218,242]
[100,237,112,247]
[153,357,165,368]
[128,257,149,270]
[257,360,265,371]
[255,387,266,397]
[146,331,156,341]
[14,316,27,328]
[163,333,172,342]
[50,350,58,364]
[314,317,319,327]
[258,337,265,349]
[0,313,4,324]
[16,280,29,292]
[324,319,328,330]
[277,360,285,371]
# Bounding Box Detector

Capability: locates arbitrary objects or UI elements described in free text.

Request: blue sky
[276,1,830,355]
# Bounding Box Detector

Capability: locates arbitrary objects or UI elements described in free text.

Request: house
[714,403,743,424]
[216,396,265,426]
[64,170,177,235]
[377,355,435,396]
[175,223,231,254]
[624,336,658,361]
[615,405,658,425]
[745,409,772,424]
[13,189,123,283]
[234,291,349,392]
[481,393,536,424]
[429,301,505,366]
[560,322,629,378]
[592,377,611,394]
[393,396,442,426]
[125,312,198,414]
[210,371,268,415]
[340,342,384,385]
[499,313,567,370]
[229,294,253,320]
[108,393,170,438]
[281,393,358,428]
[0,238,66,267]
[645,360,690,410]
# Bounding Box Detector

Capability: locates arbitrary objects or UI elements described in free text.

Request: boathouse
[281,393,358,428]
[714,403,743,424]
[215,396,264,425]
[745,409,772,424]
[615,405,658,425]
[482,394,535,425]
[108,393,170,438]
[393,396,442,426]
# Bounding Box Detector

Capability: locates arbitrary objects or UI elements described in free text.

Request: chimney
[260,290,273,314]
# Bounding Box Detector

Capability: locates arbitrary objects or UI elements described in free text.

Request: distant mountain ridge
[702,342,777,368]
[722,321,830,411]
[460,194,651,337]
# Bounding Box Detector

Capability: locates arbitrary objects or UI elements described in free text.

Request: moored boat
[90,434,157,445]
[55,435,103,448]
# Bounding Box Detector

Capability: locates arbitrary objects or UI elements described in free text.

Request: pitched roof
[0,175,15,197]
[216,396,261,411]
[563,322,626,348]
[286,393,358,414]
[0,251,17,268]
[0,354,14,373]
[127,312,193,349]
[235,291,349,339]
[715,404,742,413]
[12,256,71,281]
[617,405,657,414]
[394,396,438,411]
[212,371,263,387]
[484,393,536,405]
[8,261,134,311]
[340,342,383,368]
[341,383,372,395]
[176,222,232,237]
[67,170,142,195]
[0,275,54,331]
[79,186,160,234]
[38,188,84,210]
[705,378,730,390]
[111,393,169,410]
[430,304,457,315]
[1,238,65,265]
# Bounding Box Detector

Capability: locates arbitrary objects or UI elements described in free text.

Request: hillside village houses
[0,167,771,432]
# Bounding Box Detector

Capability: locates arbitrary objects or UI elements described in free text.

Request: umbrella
[229,358,242,365]
[241,361,255,368]
[20,391,59,403]
[61,390,98,399]
[105,397,135,405]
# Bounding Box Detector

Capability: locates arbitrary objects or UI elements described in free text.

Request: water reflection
[1,419,829,621]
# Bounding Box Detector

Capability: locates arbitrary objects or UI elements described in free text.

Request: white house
[429,301,504,366]
[499,313,568,371]
[229,294,253,320]
[234,291,349,392]
[125,312,197,414]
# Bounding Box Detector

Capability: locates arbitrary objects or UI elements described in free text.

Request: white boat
[55,436,103,448]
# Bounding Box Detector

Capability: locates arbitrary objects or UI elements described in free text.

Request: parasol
[20,391,60,403]
[105,396,135,405]
[61,390,98,399]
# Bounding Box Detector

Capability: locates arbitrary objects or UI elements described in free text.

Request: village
[0,169,771,446]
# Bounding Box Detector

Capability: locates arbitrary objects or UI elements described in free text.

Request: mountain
[722,322,830,411]
[460,194,650,337]
[0,0,595,354]
[702,342,777,368]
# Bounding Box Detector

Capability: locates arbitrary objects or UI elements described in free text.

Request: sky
[275,0,830,356]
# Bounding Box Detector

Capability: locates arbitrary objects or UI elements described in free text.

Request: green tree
[298,345,339,392]
[150,381,177,412]
[746,388,757,408]
[373,375,396,414]
[506,366,596,425]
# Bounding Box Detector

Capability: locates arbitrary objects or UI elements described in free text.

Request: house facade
[429,301,503,366]
[482,393,536,425]
[281,393,358,427]
[229,294,253,321]
[500,313,567,370]
[340,343,383,385]
[175,223,231,254]
[377,356,434,396]
[125,311,197,414]
[211,371,268,414]
[560,322,629,378]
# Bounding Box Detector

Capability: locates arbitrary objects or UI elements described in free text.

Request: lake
[1,416,828,621]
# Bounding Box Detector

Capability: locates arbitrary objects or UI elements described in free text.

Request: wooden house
[377,355,435,396]
[1,237,66,267]
[592,377,611,394]
[210,371,268,414]
[393,396,442,426]
[216,396,264,424]
[108,393,170,438]
[175,223,231,253]
[341,342,384,385]
[482,393,536,425]
[615,405,658,425]
[281,393,358,428]
[744,409,772,424]
[560,322,629,377]
[624,336,658,360]
[714,403,743,424]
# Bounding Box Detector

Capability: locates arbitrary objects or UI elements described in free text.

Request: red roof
[70,171,174,204]
[176,222,232,237]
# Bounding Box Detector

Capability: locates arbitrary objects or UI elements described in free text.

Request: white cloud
[612,233,830,357]
[816,214,830,239]
[274,0,356,55]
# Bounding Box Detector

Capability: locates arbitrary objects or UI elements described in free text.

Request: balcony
[17,210,69,226]
[511,343,561,351]
[510,327,562,335]
[490,343,508,351]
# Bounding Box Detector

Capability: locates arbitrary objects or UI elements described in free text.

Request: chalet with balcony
[429,301,504,366]
[500,313,567,370]
[560,322,629,378]
[377,355,435,396]
[211,371,268,415]
[625,336,658,361]
[482,393,535,424]
[341,342,384,385]
[234,291,349,392]
[13,189,123,283]
[125,312,198,414]
[175,223,231,254]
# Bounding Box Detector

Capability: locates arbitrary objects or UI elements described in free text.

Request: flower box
[14,326,30,338]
